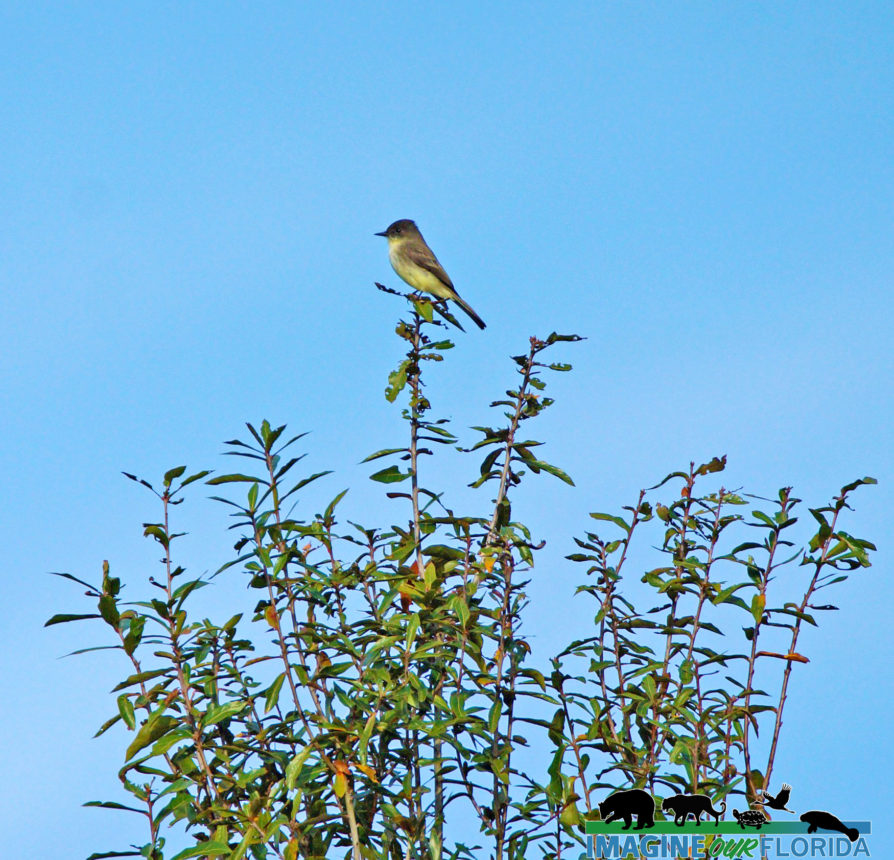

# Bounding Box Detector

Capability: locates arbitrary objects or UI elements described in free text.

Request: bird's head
[375,219,420,244]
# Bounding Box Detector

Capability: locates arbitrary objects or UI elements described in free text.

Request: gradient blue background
[2,2,891,857]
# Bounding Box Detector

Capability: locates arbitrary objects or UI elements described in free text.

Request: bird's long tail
[453,294,486,330]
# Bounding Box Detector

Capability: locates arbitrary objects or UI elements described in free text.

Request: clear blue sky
[2,2,891,857]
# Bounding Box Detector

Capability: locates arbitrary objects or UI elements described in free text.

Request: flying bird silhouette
[757,783,795,813]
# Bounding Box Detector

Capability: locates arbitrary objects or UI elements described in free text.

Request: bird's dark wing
[405,243,455,290]
[777,787,791,805]
[405,238,486,329]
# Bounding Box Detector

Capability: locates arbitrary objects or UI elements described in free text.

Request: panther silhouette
[661,793,726,826]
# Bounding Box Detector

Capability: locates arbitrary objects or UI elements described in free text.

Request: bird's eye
[394,225,401,233]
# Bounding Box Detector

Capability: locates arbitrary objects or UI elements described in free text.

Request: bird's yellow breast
[388,244,454,299]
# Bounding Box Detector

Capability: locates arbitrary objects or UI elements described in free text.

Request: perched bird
[375,219,486,330]
[757,783,795,813]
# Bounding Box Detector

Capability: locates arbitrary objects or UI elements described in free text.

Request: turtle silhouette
[800,810,859,842]
[733,808,767,830]
[756,783,795,814]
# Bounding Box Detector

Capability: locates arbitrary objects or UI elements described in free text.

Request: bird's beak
[374,230,387,237]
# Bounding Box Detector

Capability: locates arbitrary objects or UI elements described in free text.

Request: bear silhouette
[662,793,726,826]
[598,788,656,830]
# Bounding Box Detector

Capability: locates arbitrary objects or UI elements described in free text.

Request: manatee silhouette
[800,810,859,842]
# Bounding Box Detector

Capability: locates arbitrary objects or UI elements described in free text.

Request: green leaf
[449,594,470,627]
[544,332,584,344]
[405,613,420,650]
[362,447,408,463]
[547,708,565,745]
[423,544,465,561]
[117,695,136,730]
[323,488,349,523]
[283,470,333,501]
[125,715,178,762]
[752,510,776,528]
[163,466,187,487]
[491,755,510,785]
[179,469,212,489]
[285,744,314,790]
[49,570,101,592]
[359,712,377,763]
[123,616,145,655]
[413,298,434,322]
[112,669,172,692]
[588,512,631,533]
[369,465,411,484]
[646,470,690,491]
[98,595,120,627]
[45,613,101,626]
[206,473,262,485]
[840,476,877,495]
[202,701,247,727]
[151,727,192,756]
[433,303,464,330]
[695,455,727,476]
[121,471,154,490]
[712,583,749,606]
[172,579,207,608]
[86,851,143,859]
[63,645,121,657]
[142,524,169,547]
[750,594,766,625]
[385,360,410,402]
[362,635,401,665]
[532,459,575,486]
[264,673,286,714]
[479,447,501,478]
[83,800,146,814]
[169,842,231,860]
[488,700,502,733]
[93,714,121,738]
